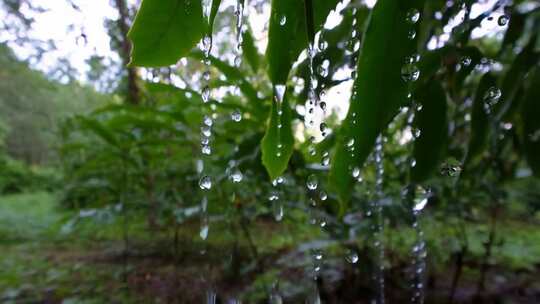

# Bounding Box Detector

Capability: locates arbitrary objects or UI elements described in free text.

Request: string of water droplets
[305,36,324,304]
[268,85,287,224]
[401,7,427,304]
[198,0,215,302]
[371,135,386,304]
[227,0,244,191]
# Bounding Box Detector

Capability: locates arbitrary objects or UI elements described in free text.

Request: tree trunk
[114,0,140,104]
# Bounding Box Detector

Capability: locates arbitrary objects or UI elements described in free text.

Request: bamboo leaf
[266,0,339,84]
[329,0,425,203]
[411,80,448,183]
[261,87,294,180]
[521,67,540,177]
[465,73,497,166]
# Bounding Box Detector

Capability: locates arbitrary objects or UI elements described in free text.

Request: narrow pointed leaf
[261,91,294,180]
[208,0,222,34]
[465,73,497,166]
[521,67,540,177]
[128,0,204,67]
[266,0,339,84]
[411,80,448,183]
[242,29,261,72]
[329,0,425,203]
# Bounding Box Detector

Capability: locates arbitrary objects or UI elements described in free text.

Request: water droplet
[203,115,213,127]
[273,201,284,221]
[498,15,509,26]
[345,249,359,264]
[352,167,360,178]
[229,168,243,183]
[312,249,323,261]
[307,174,318,190]
[319,191,328,201]
[406,9,421,24]
[483,87,501,113]
[202,86,211,103]
[412,127,421,138]
[321,153,330,166]
[440,160,462,177]
[234,55,242,67]
[274,85,286,103]
[318,40,328,51]
[268,191,279,201]
[201,125,212,137]
[199,176,212,190]
[201,144,212,155]
[461,56,472,66]
[401,64,420,82]
[231,109,242,122]
[202,35,212,56]
[407,30,416,40]
[279,15,287,26]
[203,71,211,81]
[319,122,328,133]
[319,101,327,111]
[413,186,429,212]
[200,222,209,240]
[318,66,328,77]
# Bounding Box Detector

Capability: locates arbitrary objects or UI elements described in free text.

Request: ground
[1,192,539,303]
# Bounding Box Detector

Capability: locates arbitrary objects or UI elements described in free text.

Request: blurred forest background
[0,0,539,303]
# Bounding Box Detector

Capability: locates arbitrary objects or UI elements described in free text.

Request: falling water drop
[275,85,286,103]
[461,56,472,66]
[345,249,359,264]
[413,186,429,213]
[279,15,287,26]
[201,144,212,155]
[321,152,330,166]
[440,160,462,177]
[229,168,243,183]
[406,9,421,24]
[483,87,501,114]
[231,109,242,122]
[199,176,212,190]
[202,86,211,103]
[203,115,213,127]
[498,15,509,26]
[401,63,420,82]
[269,282,283,304]
[273,202,284,221]
[306,174,318,190]
[319,191,328,201]
[200,219,209,240]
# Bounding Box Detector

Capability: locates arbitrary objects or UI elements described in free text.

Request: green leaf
[500,11,526,54]
[188,51,261,105]
[465,73,497,167]
[496,36,539,121]
[329,0,425,203]
[77,117,119,148]
[128,0,205,67]
[411,80,448,183]
[266,0,339,84]
[521,67,540,177]
[242,29,261,72]
[261,87,294,180]
[208,0,222,34]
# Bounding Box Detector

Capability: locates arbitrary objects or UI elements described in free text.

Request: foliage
[1,0,540,302]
